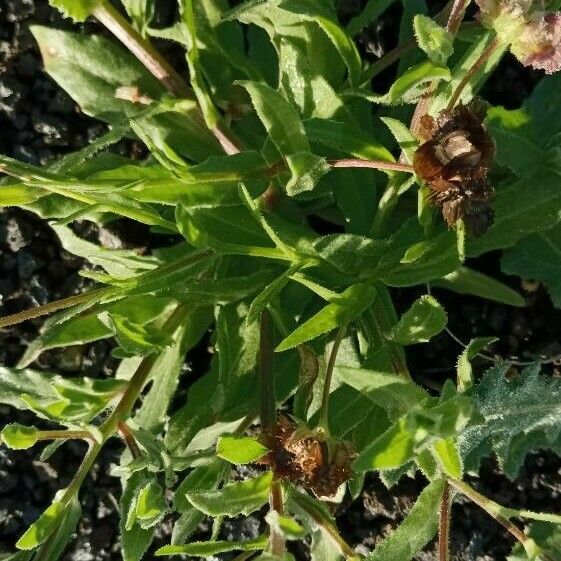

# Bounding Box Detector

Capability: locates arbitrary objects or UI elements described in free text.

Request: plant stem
[445,37,500,111]
[0,286,116,329]
[319,324,347,430]
[92,1,241,155]
[269,480,286,556]
[56,304,189,514]
[93,1,189,97]
[330,159,415,173]
[409,0,470,135]
[289,487,356,559]
[446,478,547,557]
[259,310,276,430]
[446,0,470,34]
[37,430,95,442]
[118,421,142,459]
[439,482,451,561]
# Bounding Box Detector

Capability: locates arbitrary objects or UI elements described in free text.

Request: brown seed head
[413,100,495,236]
[258,416,355,497]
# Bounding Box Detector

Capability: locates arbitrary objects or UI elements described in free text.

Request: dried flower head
[259,416,354,497]
[476,0,561,73]
[413,99,495,236]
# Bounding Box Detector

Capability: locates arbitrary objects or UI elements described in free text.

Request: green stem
[259,310,276,430]
[318,324,347,430]
[59,303,189,505]
[93,1,189,97]
[0,286,116,329]
[269,480,286,556]
[445,37,500,111]
[446,478,555,559]
[37,430,95,442]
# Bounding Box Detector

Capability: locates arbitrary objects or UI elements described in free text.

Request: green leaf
[433,437,463,478]
[354,417,415,471]
[156,535,268,557]
[182,0,219,127]
[31,26,162,122]
[346,0,394,37]
[386,295,447,344]
[216,435,269,464]
[16,495,67,549]
[432,267,525,307]
[486,106,544,178]
[239,81,326,195]
[186,472,273,517]
[121,471,154,561]
[460,363,561,478]
[239,81,309,155]
[365,479,445,561]
[413,15,453,65]
[135,481,167,528]
[51,224,157,279]
[313,234,385,277]
[335,366,426,418]
[304,118,394,162]
[121,0,155,33]
[361,61,450,105]
[276,283,377,351]
[279,0,362,86]
[508,522,561,561]
[49,0,100,21]
[30,495,81,561]
[265,512,307,540]
[501,226,561,308]
[456,337,497,391]
[1,424,38,450]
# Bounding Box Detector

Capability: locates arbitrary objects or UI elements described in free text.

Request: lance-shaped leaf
[276,283,377,351]
[365,479,445,561]
[186,472,273,517]
[156,535,268,557]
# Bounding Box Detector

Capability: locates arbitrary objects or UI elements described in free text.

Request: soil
[0,1,560,560]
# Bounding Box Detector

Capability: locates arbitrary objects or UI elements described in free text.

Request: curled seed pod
[258,416,355,497]
[413,99,495,236]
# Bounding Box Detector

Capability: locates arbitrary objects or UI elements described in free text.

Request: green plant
[1,0,561,560]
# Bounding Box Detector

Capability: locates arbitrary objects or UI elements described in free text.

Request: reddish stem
[330,159,415,173]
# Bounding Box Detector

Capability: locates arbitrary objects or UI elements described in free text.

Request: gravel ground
[1,1,560,560]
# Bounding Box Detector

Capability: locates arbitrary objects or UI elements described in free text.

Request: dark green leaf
[386,295,447,344]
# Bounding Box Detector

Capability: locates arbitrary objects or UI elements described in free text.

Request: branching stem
[92,1,241,155]
[446,37,500,111]
[319,324,347,430]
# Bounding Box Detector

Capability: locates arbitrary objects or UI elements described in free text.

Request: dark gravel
[1,1,560,560]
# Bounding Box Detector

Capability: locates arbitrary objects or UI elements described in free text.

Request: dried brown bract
[413,99,495,236]
[259,416,354,497]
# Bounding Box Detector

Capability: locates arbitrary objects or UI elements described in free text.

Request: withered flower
[413,99,495,236]
[259,416,354,498]
[476,0,561,74]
